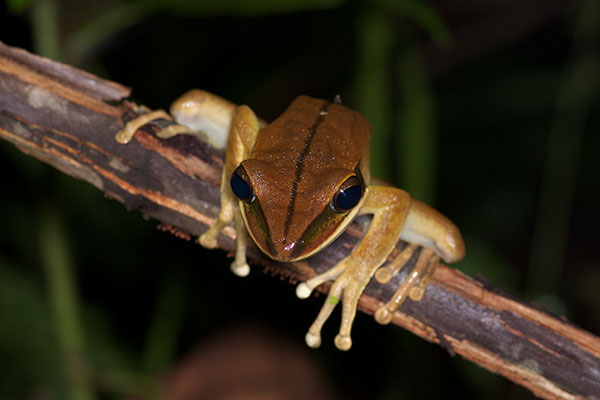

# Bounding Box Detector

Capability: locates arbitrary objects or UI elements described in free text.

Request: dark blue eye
[230,167,254,202]
[331,177,363,212]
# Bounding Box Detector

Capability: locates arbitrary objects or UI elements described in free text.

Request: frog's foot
[115,110,172,144]
[198,209,251,277]
[198,223,250,277]
[296,259,349,299]
[375,248,439,325]
[155,124,192,139]
[374,243,418,284]
[300,259,372,351]
[229,211,250,277]
[197,218,228,249]
[229,260,250,277]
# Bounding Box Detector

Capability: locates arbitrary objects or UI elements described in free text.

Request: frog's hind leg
[115,89,239,149]
[115,91,261,277]
[154,124,192,139]
[299,186,413,351]
[374,248,439,325]
[374,243,418,284]
[374,198,465,324]
[115,110,172,144]
[163,89,239,149]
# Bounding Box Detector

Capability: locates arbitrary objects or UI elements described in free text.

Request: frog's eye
[230,166,255,202]
[331,176,363,213]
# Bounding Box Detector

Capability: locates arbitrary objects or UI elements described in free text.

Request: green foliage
[6,0,33,14]
[138,0,345,16]
[0,262,61,398]
[396,45,437,203]
[40,207,94,400]
[372,0,452,46]
[355,7,394,182]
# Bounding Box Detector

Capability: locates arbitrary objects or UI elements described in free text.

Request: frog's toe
[334,334,352,351]
[197,233,218,248]
[115,128,134,144]
[296,282,312,299]
[305,331,322,348]
[409,285,425,301]
[375,267,393,284]
[115,110,172,144]
[230,261,250,277]
[375,306,393,325]
[156,124,190,139]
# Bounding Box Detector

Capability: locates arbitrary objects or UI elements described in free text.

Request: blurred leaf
[396,45,437,204]
[30,0,61,61]
[527,0,600,296]
[94,370,160,399]
[372,0,452,46]
[6,0,32,14]
[66,3,152,65]
[139,0,344,16]
[355,7,394,181]
[142,271,187,374]
[40,207,95,400]
[0,262,61,398]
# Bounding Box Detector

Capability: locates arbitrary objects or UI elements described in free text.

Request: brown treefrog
[116,90,465,350]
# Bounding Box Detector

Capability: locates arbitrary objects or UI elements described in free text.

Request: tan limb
[115,110,171,144]
[374,248,439,325]
[115,92,259,276]
[296,259,348,299]
[155,124,191,139]
[230,208,250,277]
[197,105,260,276]
[301,186,412,350]
[407,253,438,301]
[166,89,266,148]
[374,198,464,324]
[399,199,465,264]
[115,89,241,149]
[374,243,418,284]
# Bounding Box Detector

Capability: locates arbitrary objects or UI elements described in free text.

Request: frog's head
[229,160,366,262]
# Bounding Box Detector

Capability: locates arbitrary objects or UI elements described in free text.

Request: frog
[116,89,465,350]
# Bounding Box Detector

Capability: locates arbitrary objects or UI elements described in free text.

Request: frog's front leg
[115,95,260,276]
[115,109,172,144]
[299,186,412,350]
[197,105,260,276]
[374,199,465,324]
[298,189,465,350]
[115,91,260,276]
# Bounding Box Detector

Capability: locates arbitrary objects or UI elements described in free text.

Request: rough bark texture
[1,41,599,400]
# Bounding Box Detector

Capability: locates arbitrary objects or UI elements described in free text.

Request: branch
[1,41,599,399]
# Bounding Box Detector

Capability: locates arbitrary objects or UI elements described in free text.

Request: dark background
[1,0,599,398]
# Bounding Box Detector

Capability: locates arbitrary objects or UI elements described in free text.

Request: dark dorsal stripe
[283,101,331,238]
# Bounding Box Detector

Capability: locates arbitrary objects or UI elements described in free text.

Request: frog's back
[251,95,371,180]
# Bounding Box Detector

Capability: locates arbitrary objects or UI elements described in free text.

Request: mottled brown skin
[240,96,370,261]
